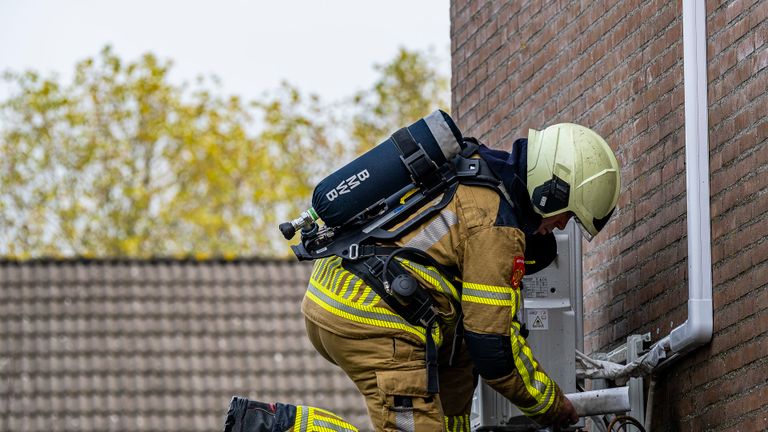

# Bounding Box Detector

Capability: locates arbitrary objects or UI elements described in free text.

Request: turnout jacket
[301,142,567,423]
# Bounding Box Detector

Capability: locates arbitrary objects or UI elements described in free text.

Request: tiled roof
[0,259,372,431]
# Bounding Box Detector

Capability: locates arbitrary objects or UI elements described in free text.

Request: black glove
[223,396,296,432]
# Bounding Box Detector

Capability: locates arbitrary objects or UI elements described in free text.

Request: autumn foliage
[0,46,448,258]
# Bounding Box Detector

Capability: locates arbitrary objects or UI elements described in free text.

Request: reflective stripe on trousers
[395,407,415,432]
[444,413,471,432]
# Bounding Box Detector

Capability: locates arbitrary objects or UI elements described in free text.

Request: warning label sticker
[523,275,551,298]
[527,309,549,331]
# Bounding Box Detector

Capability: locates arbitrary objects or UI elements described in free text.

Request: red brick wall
[450,0,767,429]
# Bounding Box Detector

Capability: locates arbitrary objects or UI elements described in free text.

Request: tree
[0,46,448,258]
[250,82,347,251]
[349,47,450,153]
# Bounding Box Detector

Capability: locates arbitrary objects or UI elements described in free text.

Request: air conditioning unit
[471,220,585,431]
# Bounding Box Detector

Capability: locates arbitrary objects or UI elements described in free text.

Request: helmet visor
[573,216,595,242]
[574,206,616,242]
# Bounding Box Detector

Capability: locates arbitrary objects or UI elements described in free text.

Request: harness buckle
[363,256,385,278]
[414,303,440,328]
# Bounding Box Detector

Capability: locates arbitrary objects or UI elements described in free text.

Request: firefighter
[303,122,621,431]
[224,123,620,431]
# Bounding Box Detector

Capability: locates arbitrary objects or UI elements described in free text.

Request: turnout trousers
[305,318,477,432]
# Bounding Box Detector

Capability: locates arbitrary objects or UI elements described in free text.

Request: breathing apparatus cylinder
[311,110,464,229]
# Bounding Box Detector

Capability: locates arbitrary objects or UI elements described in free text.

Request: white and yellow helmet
[527,123,621,241]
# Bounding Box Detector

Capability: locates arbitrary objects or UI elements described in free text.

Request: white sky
[0,0,450,102]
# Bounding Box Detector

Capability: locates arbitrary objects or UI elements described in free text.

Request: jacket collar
[477,139,542,234]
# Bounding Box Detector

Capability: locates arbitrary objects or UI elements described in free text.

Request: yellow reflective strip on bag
[306,405,316,431]
[311,407,345,422]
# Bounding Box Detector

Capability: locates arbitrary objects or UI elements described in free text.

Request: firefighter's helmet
[527,123,621,240]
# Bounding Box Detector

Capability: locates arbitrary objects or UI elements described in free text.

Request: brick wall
[450,0,767,430]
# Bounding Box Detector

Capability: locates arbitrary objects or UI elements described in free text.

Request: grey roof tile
[0,259,372,431]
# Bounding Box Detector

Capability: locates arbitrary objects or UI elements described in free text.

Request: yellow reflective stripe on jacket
[403,209,459,251]
[509,321,556,416]
[293,405,359,432]
[399,259,460,301]
[461,282,516,307]
[359,285,377,306]
[307,257,442,345]
[307,280,428,342]
[312,258,366,302]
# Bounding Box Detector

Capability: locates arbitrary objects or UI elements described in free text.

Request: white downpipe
[657,0,713,360]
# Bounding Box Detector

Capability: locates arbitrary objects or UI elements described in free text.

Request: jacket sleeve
[460,225,566,425]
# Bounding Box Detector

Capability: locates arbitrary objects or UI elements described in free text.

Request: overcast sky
[0,0,450,102]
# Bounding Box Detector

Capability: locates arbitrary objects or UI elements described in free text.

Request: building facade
[450,0,767,430]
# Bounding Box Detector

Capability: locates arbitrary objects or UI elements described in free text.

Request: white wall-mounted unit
[471,220,584,431]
